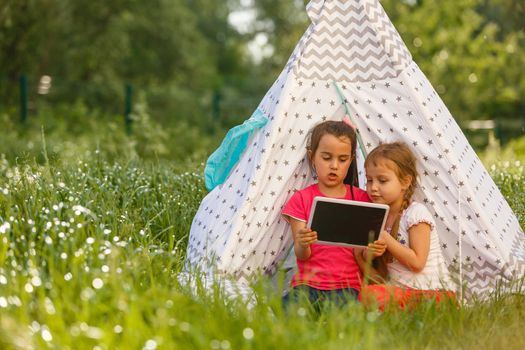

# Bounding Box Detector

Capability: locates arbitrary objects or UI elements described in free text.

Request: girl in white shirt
[359,142,456,310]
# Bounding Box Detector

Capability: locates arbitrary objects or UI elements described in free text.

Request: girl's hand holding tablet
[363,237,387,260]
[296,227,317,247]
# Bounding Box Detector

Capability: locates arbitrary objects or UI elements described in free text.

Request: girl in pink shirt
[282,120,385,309]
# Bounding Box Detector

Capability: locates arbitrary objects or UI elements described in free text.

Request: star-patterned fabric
[184,0,525,299]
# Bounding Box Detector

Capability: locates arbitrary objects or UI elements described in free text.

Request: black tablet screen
[310,200,387,246]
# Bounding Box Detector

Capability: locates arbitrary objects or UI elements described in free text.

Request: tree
[0,0,64,105]
[382,0,525,139]
[246,0,308,79]
[0,0,244,127]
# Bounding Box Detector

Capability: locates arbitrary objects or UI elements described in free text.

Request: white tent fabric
[184,0,525,299]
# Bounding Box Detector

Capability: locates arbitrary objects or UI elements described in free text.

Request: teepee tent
[184,0,525,299]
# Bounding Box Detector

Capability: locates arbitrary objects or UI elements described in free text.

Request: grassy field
[1,110,524,349]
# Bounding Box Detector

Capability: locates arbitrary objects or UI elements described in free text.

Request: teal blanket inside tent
[204,108,268,191]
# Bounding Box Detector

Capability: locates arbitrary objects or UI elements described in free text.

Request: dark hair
[365,141,418,274]
[307,120,359,190]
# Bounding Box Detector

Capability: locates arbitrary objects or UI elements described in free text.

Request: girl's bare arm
[381,222,431,272]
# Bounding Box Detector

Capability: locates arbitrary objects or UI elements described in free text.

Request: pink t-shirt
[282,184,370,291]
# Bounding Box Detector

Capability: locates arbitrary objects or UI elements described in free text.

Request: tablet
[306,197,389,248]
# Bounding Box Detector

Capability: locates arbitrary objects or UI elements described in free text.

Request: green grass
[1,111,525,349]
[0,156,523,349]
[488,160,525,228]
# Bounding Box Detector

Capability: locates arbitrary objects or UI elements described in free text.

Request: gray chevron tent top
[184,0,525,299]
[296,0,411,81]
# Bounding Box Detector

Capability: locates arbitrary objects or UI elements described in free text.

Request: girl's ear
[308,150,316,173]
[307,149,313,161]
[401,175,413,190]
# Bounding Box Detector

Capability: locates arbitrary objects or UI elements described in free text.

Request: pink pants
[358,284,457,311]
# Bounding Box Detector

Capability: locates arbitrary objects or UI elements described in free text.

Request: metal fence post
[124,84,133,133]
[20,74,28,123]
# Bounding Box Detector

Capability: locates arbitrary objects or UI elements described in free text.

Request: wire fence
[0,73,263,134]
[1,73,523,146]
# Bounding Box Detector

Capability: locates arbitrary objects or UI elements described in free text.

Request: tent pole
[458,185,463,303]
[332,81,367,159]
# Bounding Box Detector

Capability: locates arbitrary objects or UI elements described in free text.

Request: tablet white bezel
[306,197,389,248]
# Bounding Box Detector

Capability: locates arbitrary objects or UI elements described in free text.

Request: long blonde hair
[365,142,418,274]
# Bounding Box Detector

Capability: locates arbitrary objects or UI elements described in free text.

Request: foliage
[489,160,525,228]
[480,134,525,165]
[0,101,219,167]
[1,0,523,136]
[0,0,251,129]
[382,0,525,137]
[244,0,309,76]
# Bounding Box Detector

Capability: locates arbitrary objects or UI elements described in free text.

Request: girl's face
[365,159,411,210]
[310,134,352,194]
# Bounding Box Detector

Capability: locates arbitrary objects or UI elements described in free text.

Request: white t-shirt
[387,202,455,291]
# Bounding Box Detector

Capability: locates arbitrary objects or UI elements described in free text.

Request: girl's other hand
[367,239,387,257]
[297,227,317,247]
